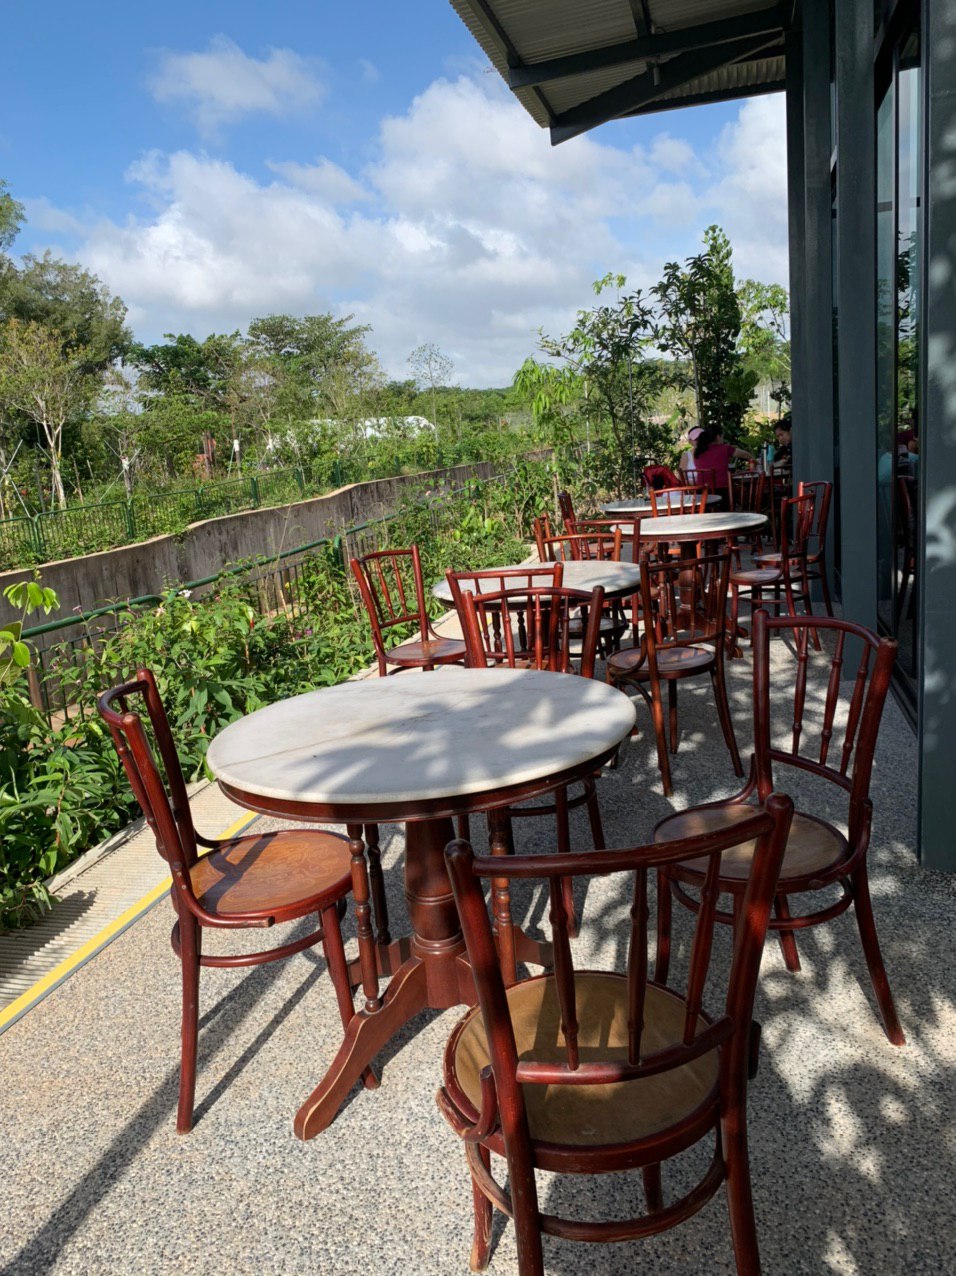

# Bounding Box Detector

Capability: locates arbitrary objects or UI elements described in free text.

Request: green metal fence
[0,466,314,570]
[19,471,508,724]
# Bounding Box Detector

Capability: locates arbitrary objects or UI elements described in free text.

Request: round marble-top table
[432,557,642,604]
[600,492,721,516]
[635,510,766,543]
[206,667,636,1138]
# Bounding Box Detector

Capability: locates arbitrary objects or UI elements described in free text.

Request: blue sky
[1,2,789,385]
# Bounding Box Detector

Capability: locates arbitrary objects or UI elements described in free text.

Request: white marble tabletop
[206,668,637,809]
[432,558,642,604]
[636,510,767,541]
[600,493,721,515]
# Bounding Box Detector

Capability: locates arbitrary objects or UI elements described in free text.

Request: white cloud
[55,74,789,384]
[150,36,324,136]
[358,58,381,85]
[649,133,701,175]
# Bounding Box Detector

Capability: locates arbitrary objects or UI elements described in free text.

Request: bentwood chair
[350,544,466,676]
[606,550,743,797]
[755,480,834,617]
[454,578,606,933]
[557,489,576,530]
[98,669,378,1133]
[654,610,904,1045]
[693,467,733,509]
[437,795,794,1275]
[730,492,821,653]
[650,484,709,516]
[532,520,622,564]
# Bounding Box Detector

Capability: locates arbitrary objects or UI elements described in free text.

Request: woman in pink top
[687,427,753,508]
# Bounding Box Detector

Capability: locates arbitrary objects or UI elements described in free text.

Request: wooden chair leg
[667,679,679,755]
[722,1115,762,1275]
[711,660,744,777]
[654,870,672,985]
[455,812,471,842]
[363,823,391,946]
[488,810,517,987]
[177,914,201,1134]
[555,785,577,939]
[583,775,605,851]
[773,894,801,972]
[642,1163,664,1212]
[647,680,673,797]
[851,863,905,1045]
[819,563,835,617]
[470,1145,494,1272]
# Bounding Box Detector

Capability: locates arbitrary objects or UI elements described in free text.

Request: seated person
[679,425,704,479]
[691,427,754,508]
[772,417,792,469]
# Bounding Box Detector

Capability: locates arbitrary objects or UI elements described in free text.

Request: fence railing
[20,471,510,725]
[0,466,319,569]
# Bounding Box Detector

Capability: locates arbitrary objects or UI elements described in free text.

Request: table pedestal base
[294,812,551,1139]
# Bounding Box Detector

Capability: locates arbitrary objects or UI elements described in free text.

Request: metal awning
[449,1,789,143]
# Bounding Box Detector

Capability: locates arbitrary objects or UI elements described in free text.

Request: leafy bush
[0,466,553,930]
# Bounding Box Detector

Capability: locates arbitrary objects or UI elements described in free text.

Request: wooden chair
[606,550,743,797]
[691,468,732,509]
[350,544,466,676]
[454,579,606,933]
[650,484,709,516]
[729,492,821,653]
[437,794,794,1275]
[654,610,904,1045]
[557,489,576,530]
[97,669,378,1133]
[532,520,622,563]
[755,479,833,616]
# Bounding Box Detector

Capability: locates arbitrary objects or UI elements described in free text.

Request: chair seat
[387,635,467,667]
[608,644,713,681]
[654,802,848,884]
[190,829,353,919]
[446,972,718,1148]
[730,567,781,586]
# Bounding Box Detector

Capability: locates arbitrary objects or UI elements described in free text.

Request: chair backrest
[445,563,562,614]
[643,463,681,492]
[639,549,733,654]
[533,518,621,563]
[98,670,200,896]
[797,479,832,558]
[732,470,767,515]
[751,608,897,849]
[350,545,430,658]
[690,468,734,508]
[557,490,575,528]
[457,584,604,678]
[778,492,815,566]
[444,793,793,1157]
[650,485,708,516]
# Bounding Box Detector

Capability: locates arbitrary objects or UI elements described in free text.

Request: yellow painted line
[0,809,259,1036]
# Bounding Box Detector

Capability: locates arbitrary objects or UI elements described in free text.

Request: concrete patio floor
[2,631,954,1275]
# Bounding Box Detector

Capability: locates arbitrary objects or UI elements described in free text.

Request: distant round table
[206,668,636,1139]
[432,558,642,604]
[634,510,766,545]
[600,493,721,516]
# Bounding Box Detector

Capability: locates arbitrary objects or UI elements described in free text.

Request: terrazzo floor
[2,631,954,1275]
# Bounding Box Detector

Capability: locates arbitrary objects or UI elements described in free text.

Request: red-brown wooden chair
[532,520,622,563]
[98,669,379,1133]
[350,544,466,676]
[755,479,833,616]
[557,489,576,530]
[437,794,794,1275]
[606,549,743,797]
[454,578,606,933]
[691,467,733,509]
[729,492,821,653]
[650,484,709,516]
[654,609,904,1045]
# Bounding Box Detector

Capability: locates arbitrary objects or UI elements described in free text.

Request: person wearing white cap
[679,425,704,479]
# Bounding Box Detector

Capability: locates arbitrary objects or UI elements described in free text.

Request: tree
[737,279,791,417]
[653,226,757,443]
[0,180,25,252]
[0,319,97,508]
[525,275,673,494]
[127,331,244,411]
[0,251,130,372]
[408,343,454,430]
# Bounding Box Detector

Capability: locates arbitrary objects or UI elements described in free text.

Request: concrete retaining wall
[0,460,508,630]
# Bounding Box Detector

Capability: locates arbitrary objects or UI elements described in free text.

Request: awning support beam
[510,5,786,90]
[549,33,784,144]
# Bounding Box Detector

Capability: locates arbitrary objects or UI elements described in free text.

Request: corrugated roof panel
[647,0,777,27]
[648,53,786,105]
